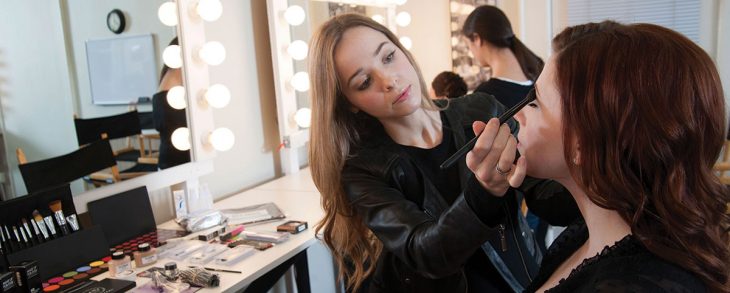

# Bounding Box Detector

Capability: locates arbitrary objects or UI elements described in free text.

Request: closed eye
[384,50,395,63]
[358,76,371,91]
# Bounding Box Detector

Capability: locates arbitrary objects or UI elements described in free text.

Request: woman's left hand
[465,118,527,196]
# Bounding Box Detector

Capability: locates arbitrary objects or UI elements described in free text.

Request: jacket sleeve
[519,177,580,226]
[342,162,506,279]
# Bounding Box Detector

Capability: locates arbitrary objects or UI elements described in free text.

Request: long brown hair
[553,21,729,291]
[462,5,544,81]
[308,14,436,291]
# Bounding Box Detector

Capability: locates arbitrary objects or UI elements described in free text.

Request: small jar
[133,243,157,267]
[164,262,179,280]
[108,251,132,277]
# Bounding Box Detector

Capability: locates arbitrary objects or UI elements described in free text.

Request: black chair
[16,139,120,194]
[74,110,155,164]
[152,94,190,169]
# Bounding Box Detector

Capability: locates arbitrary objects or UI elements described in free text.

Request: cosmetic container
[108,251,132,277]
[133,243,157,267]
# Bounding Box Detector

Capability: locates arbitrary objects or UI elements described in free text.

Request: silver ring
[495,165,511,176]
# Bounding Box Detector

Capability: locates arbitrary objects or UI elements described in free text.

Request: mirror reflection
[0,0,191,199]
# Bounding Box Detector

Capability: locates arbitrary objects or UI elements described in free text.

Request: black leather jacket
[342,93,578,292]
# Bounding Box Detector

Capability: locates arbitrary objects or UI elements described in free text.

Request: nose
[514,109,525,126]
[378,72,398,92]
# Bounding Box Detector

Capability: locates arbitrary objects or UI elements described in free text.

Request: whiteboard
[85,34,158,105]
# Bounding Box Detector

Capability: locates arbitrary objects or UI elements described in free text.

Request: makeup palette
[112,229,188,258]
[39,257,112,292]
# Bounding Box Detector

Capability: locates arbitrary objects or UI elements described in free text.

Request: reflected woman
[153,37,190,169]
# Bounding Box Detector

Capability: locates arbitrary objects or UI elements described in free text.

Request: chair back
[74,110,142,145]
[18,139,118,193]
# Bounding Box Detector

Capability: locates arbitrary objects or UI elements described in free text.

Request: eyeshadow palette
[112,229,189,258]
[40,256,112,293]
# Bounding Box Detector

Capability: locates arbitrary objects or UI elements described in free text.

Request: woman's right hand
[466,118,527,196]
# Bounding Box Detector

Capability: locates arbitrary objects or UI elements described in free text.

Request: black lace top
[525,218,706,293]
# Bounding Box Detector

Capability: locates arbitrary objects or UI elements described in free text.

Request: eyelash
[528,102,538,108]
[357,50,396,91]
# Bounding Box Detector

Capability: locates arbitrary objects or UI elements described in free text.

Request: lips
[393,85,411,105]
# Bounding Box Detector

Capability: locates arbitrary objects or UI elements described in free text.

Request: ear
[471,35,484,47]
[572,144,581,165]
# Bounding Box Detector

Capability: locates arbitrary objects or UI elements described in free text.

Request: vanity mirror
[0,0,200,199]
[267,0,405,174]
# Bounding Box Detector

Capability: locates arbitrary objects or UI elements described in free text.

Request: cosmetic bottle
[133,243,157,267]
[108,251,132,277]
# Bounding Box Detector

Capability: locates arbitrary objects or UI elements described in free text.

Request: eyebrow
[346,41,389,87]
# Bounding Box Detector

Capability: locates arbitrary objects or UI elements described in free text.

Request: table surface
[92,168,323,293]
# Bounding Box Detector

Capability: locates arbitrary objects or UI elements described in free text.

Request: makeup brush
[43,214,58,239]
[32,210,50,240]
[20,219,34,244]
[49,200,70,235]
[440,89,537,170]
[28,217,43,243]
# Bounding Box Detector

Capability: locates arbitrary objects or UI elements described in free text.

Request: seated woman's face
[334,26,422,119]
[515,56,572,181]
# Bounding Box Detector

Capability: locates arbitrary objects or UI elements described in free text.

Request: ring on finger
[495,165,511,176]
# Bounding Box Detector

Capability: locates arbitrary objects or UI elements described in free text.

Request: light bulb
[371,14,385,24]
[287,40,308,61]
[399,36,412,50]
[396,12,411,27]
[204,84,231,108]
[162,45,182,69]
[199,41,226,66]
[209,128,235,151]
[284,5,305,26]
[294,108,311,128]
[394,0,407,5]
[171,127,191,151]
[290,72,310,92]
[158,2,178,26]
[196,0,223,22]
[167,86,187,109]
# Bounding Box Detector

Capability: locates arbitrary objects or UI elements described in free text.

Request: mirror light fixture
[287,40,308,61]
[294,108,311,128]
[196,0,223,22]
[167,86,187,109]
[199,41,226,66]
[394,0,408,5]
[158,2,178,26]
[163,45,183,68]
[171,127,191,151]
[204,84,231,108]
[290,72,310,92]
[399,36,412,50]
[371,14,385,24]
[284,5,306,26]
[208,128,235,151]
[396,11,411,27]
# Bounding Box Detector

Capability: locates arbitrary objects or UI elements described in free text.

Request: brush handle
[440,90,536,170]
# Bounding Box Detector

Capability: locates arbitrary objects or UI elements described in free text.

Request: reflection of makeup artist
[152,37,190,169]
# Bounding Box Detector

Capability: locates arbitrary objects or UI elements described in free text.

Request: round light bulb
[371,14,385,24]
[290,72,310,92]
[162,45,182,69]
[396,12,411,27]
[399,36,412,50]
[284,5,305,26]
[287,40,308,61]
[294,108,312,128]
[204,84,231,108]
[158,2,178,26]
[394,0,408,5]
[171,127,191,151]
[196,0,223,22]
[209,128,235,151]
[199,41,226,66]
[167,86,187,109]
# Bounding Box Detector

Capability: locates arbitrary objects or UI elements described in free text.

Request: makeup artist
[308,14,577,293]
[152,37,190,169]
[499,21,728,292]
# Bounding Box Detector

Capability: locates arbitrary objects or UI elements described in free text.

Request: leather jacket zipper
[503,205,533,282]
[498,224,507,252]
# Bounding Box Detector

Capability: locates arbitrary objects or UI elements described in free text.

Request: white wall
[0,1,80,196]
[718,0,730,117]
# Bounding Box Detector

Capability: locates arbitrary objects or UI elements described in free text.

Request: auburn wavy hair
[553,21,730,291]
[308,14,436,291]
